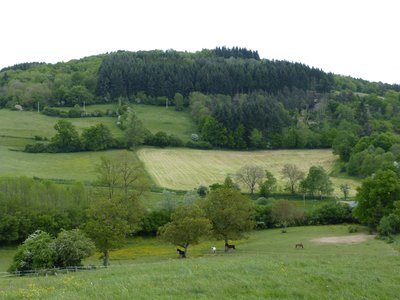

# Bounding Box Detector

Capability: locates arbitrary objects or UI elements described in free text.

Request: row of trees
[25,120,118,153]
[234,164,333,199]
[0,177,88,244]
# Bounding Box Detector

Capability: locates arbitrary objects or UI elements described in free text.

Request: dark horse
[295,243,304,249]
[225,242,236,251]
[177,248,186,258]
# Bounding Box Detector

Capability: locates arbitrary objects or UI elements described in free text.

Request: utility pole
[166,98,168,109]
[37,102,40,113]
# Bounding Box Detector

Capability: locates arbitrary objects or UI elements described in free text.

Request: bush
[24,143,49,153]
[197,185,209,197]
[254,205,275,229]
[168,135,184,147]
[42,106,61,117]
[348,225,360,233]
[308,202,354,225]
[256,197,269,205]
[53,229,95,267]
[8,229,95,273]
[8,230,56,272]
[138,210,171,236]
[378,213,400,237]
[185,141,213,149]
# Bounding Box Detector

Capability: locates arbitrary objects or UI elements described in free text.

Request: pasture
[0,147,130,182]
[45,103,197,142]
[137,148,360,196]
[0,109,123,148]
[0,225,399,299]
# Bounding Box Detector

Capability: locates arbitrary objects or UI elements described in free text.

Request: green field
[137,148,360,196]
[129,104,197,142]
[0,104,196,149]
[46,103,197,142]
[1,225,399,299]
[0,109,123,148]
[0,147,129,182]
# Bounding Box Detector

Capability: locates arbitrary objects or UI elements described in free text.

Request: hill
[0,225,399,299]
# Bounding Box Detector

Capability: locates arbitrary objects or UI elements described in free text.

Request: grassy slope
[49,103,197,142]
[0,109,123,148]
[137,148,360,196]
[0,147,129,182]
[130,104,197,142]
[1,225,399,299]
[0,105,195,183]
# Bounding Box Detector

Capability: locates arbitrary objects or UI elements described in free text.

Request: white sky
[1,0,399,84]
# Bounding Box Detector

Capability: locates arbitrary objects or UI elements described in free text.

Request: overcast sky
[1,0,399,84]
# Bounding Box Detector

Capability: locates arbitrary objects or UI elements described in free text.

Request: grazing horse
[295,243,304,249]
[211,246,217,253]
[225,242,236,251]
[177,248,186,258]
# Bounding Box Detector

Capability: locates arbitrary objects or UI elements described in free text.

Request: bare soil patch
[311,234,374,244]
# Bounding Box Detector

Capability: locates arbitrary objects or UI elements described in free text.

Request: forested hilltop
[2,48,400,179]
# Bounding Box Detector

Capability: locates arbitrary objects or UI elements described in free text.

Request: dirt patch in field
[311,234,374,244]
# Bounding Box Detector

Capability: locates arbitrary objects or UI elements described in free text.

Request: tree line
[95,49,334,100]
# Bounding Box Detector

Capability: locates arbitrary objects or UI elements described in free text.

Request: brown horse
[295,243,304,249]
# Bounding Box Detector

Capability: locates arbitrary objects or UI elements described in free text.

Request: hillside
[1,226,399,299]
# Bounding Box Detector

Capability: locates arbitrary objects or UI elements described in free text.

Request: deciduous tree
[81,124,113,151]
[51,120,81,152]
[259,171,277,197]
[84,198,130,267]
[159,205,212,257]
[271,200,304,233]
[281,164,305,194]
[353,170,400,229]
[301,166,333,199]
[236,165,264,194]
[202,188,254,250]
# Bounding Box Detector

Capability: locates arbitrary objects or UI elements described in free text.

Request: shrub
[197,185,209,197]
[348,225,360,233]
[53,229,95,267]
[378,213,400,237]
[8,230,56,273]
[191,134,199,141]
[308,202,353,225]
[168,135,184,147]
[138,210,171,236]
[256,197,269,205]
[185,141,213,149]
[42,106,61,117]
[254,205,275,229]
[24,142,49,153]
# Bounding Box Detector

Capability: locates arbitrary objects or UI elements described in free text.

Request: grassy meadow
[0,109,123,148]
[49,103,197,142]
[0,147,130,182]
[137,148,360,197]
[1,225,399,299]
